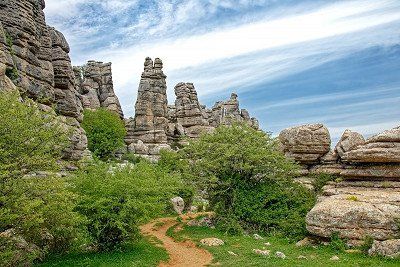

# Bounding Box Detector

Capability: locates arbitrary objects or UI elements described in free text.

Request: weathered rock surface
[74,61,123,118]
[200,238,224,246]
[170,196,185,215]
[127,57,170,158]
[335,129,365,158]
[126,57,259,158]
[279,124,331,165]
[306,181,400,245]
[369,239,400,258]
[0,0,90,161]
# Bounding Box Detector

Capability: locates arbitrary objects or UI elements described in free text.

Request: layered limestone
[279,124,400,244]
[206,93,259,129]
[279,124,331,165]
[126,57,260,158]
[127,57,170,158]
[0,0,88,161]
[74,61,123,118]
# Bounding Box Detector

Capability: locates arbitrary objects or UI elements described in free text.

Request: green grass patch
[35,238,168,267]
[175,225,400,267]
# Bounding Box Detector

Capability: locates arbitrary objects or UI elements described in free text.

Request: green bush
[0,92,83,264]
[311,173,337,193]
[329,232,348,252]
[72,160,182,251]
[81,108,126,160]
[176,123,315,240]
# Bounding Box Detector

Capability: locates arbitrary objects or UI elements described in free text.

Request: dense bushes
[165,123,316,240]
[72,161,182,251]
[81,108,126,160]
[0,92,83,264]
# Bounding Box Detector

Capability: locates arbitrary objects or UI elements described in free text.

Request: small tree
[176,123,315,239]
[0,92,83,264]
[81,108,126,160]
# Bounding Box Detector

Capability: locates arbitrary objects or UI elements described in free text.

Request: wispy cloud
[44,0,400,138]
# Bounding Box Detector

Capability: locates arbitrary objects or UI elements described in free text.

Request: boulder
[200,237,224,246]
[368,239,400,258]
[306,181,400,245]
[335,130,365,158]
[170,197,185,214]
[279,124,331,165]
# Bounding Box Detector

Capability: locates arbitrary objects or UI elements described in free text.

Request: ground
[37,214,400,267]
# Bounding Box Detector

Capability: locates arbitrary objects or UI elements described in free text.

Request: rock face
[126,57,259,158]
[170,196,185,215]
[279,124,400,244]
[74,61,123,118]
[279,124,331,165]
[126,57,170,158]
[369,239,400,258]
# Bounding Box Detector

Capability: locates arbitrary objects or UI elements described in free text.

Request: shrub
[329,232,348,252]
[176,123,315,240]
[0,92,83,264]
[73,161,182,251]
[81,108,126,160]
[311,173,337,193]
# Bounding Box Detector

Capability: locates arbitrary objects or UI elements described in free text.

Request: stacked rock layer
[279,124,400,245]
[126,57,259,160]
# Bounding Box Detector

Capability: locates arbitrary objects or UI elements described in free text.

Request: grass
[174,225,400,267]
[35,238,168,267]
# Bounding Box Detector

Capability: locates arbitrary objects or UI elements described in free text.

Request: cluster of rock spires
[125,57,259,160]
[278,123,400,247]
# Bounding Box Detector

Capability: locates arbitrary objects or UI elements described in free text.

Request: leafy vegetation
[0,92,83,265]
[72,160,182,251]
[311,173,337,193]
[164,123,315,240]
[81,108,126,160]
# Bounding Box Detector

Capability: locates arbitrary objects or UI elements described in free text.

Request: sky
[44,0,400,144]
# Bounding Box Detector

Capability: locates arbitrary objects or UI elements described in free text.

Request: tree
[173,123,315,239]
[0,92,83,264]
[81,108,126,160]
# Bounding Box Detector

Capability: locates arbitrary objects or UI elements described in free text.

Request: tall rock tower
[126,57,170,158]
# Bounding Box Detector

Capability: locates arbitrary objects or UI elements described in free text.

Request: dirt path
[140,214,213,267]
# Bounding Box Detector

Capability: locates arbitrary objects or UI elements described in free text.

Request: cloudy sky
[44,0,400,143]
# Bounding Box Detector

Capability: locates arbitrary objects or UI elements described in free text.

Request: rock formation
[74,61,124,118]
[126,57,170,158]
[125,57,260,159]
[278,124,400,245]
[279,124,331,165]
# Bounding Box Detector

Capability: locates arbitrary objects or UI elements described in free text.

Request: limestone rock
[341,126,400,163]
[130,57,169,153]
[279,124,331,165]
[171,196,185,215]
[368,239,400,258]
[200,237,224,246]
[74,61,123,118]
[252,249,270,256]
[275,251,286,259]
[335,130,365,158]
[306,181,400,244]
[49,27,83,122]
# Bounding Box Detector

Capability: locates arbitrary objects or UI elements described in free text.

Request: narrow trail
[140,214,213,267]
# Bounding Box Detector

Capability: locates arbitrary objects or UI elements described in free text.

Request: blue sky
[44,0,400,143]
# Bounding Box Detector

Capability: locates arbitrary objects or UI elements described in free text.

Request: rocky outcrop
[306,181,400,245]
[126,57,170,158]
[74,61,123,118]
[0,0,54,103]
[126,57,259,158]
[0,0,90,161]
[206,93,259,129]
[279,124,331,165]
[279,124,400,244]
[172,82,213,138]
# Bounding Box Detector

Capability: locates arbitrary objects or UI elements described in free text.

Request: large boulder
[341,126,400,163]
[171,197,185,215]
[306,181,400,245]
[335,130,365,158]
[279,124,331,165]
